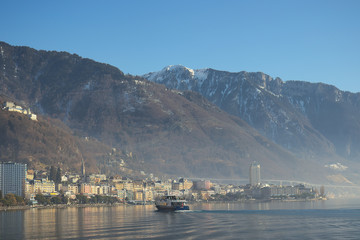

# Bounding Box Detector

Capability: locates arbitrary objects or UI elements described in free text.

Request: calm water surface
[1,199,360,239]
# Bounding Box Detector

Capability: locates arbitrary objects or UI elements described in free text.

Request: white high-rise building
[249,162,261,186]
[0,162,27,197]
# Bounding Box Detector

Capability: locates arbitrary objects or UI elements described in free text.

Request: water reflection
[0,210,25,240]
[0,199,359,239]
[192,200,331,212]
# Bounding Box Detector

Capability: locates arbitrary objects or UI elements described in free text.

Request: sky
[1,0,360,92]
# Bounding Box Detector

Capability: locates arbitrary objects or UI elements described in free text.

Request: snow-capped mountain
[144,65,360,162]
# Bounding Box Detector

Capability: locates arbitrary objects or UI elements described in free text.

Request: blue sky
[2,0,360,92]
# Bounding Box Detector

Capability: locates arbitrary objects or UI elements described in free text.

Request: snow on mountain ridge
[143,65,345,160]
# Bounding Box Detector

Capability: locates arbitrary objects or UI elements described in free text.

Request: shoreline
[0,198,326,212]
[0,202,127,212]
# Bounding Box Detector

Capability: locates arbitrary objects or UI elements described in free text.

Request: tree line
[0,191,27,206]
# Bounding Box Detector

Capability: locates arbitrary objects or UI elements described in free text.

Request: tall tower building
[81,158,86,177]
[249,162,261,186]
[0,162,27,197]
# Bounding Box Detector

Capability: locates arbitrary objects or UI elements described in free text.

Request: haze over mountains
[144,66,359,159]
[0,41,359,184]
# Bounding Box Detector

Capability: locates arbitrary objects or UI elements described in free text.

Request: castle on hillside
[2,101,37,121]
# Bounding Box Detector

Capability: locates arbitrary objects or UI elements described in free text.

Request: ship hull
[155,205,190,211]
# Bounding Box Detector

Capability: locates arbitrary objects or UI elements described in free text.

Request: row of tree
[35,193,68,205]
[0,188,121,207]
[35,193,120,205]
[0,191,27,206]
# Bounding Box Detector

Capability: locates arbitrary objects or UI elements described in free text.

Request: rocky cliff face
[144,65,360,164]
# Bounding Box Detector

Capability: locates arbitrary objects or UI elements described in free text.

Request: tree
[35,193,50,205]
[49,166,56,181]
[56,167,62,184]
[4,194,17,206]
[61,195,69,204]
[15,195,25,205]
[76,194,89,204]
[50,196,62,204]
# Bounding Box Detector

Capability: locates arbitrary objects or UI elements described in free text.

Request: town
[0,161,325,207]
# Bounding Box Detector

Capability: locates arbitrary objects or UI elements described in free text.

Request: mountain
[144,65,360,161]
[143,65,360,183]
[0,95,117,175]
[0,42,356,183]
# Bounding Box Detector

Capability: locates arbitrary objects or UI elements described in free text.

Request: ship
[155,195,190,211]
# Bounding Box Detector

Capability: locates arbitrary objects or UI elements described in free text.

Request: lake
[1,199,360,239]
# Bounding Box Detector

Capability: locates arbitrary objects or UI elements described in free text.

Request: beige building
[114,182,124,191]
[133,180,144,192]
[61,184,79,195]
[26,179,56,194]
[144,190,154,201]
[182,179,193,190]
[172,182,184,191]
[123,181,134,191]
[134,191,143,201]
[26,170,34,181]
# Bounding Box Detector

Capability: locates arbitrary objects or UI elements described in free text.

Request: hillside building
[2,101,37,121]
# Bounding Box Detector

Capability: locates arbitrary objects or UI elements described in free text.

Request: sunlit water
[1,199,360,239]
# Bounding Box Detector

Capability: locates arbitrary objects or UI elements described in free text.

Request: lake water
[1,199,360,239]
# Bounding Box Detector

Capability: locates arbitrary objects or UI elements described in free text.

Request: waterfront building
[26,170,34,180]
[100,185,111,195]
[114,182,125,191]
[200,190,210,200]
[145,181,155,191]
[133,180,144,192]
[31,179,56,194]
[144,190,154,201]
[270,185,299,196]
[123,181,134,191]
[116,189,127,201]
[61,184,79,195]
[155,180,171,191]
[0,162,27,197]
[134,191,143,201]
[80,183,91,194]
[193,180,211,190]
[90,184,97,194]
[182,179,193,190]
[249,162,261,186]
[172,181,183,191]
